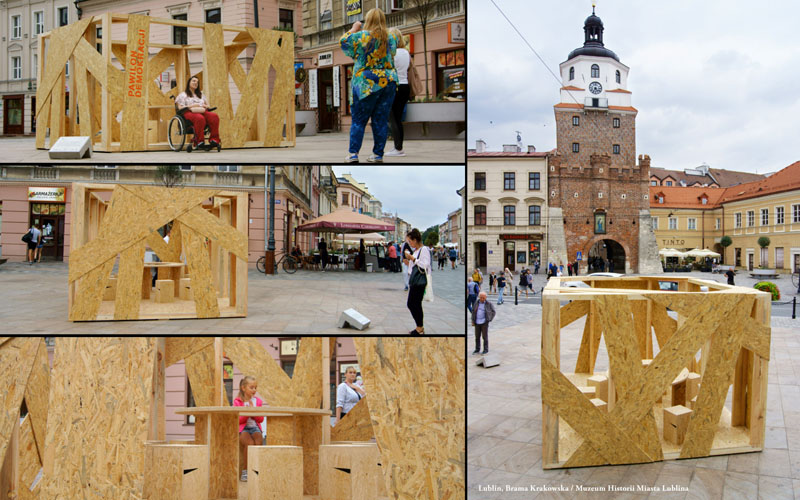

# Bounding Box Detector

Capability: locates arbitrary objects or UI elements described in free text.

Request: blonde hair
[389,27,405,49]
[237,375,257,401]
[364,8,388,46]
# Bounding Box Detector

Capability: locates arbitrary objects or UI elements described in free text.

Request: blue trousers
[349,82,397,156]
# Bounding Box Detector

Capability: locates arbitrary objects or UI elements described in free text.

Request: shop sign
[318,51,333,67]
[448,22,465,44]
[28,187,65,202]
[332,65,340,107]
[500,234,540,240]
[346,0,362,17]
[308,69,318,109]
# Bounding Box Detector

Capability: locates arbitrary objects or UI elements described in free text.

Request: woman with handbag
[385,28,410,157]
[404,228,431,335]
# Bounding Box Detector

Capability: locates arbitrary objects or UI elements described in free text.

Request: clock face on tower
[588,82,603,94]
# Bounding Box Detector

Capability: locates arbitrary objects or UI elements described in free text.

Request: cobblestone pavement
[467,279,798,499]
[0,261,465,335]
[0,133,465,164]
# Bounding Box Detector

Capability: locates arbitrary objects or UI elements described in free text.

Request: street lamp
[265,165,277,274]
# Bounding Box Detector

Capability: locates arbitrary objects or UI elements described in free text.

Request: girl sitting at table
[234,375,264,482]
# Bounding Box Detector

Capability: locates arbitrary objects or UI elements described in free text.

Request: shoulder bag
[409,248,428,288]
[408,58,424,99]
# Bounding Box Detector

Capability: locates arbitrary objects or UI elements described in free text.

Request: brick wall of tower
[548,147,652,272]
[555,110,637,169]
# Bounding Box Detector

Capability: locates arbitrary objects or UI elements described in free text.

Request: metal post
[793,297,796,320]
[265,165,276,275]
[515,286,518,305]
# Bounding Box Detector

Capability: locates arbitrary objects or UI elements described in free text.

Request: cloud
[469,0,800,173]
[331,166,464,230]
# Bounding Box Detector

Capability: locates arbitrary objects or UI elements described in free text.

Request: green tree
[720,235,732,264]
[154,165,184,188]
[422,225,439,247]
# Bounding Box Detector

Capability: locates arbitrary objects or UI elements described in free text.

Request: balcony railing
[32,167,57,179]
[92,169,117,181]
[215,173,242,186]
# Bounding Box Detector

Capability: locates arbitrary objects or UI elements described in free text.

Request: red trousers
[183,111,221,145]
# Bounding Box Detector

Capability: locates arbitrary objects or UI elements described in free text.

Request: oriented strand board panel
[292,338,323,409]
[36,16,294,151]
[17,416,40,500]
[23,338,49,462]
[222,337,294,405]
[354,338,465,500]
[143,444,208,500]
[249,446,303,500]
[68,184,247,321]
[540,276,771,469]
[0,338,39,464]
[319,444,386,500]
[184,344,228,407]
[165,338,214,367]
[331,398,374,442]
[41,338,155,499]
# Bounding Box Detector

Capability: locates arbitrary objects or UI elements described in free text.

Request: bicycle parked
[256,250,298,274]
[792,271,799,289]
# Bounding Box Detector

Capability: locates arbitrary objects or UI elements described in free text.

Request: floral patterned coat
[340,30,398,100]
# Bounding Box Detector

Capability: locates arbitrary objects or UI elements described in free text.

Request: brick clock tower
[547,7,660,274]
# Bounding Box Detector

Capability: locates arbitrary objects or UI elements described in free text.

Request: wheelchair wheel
[168,116,186,152]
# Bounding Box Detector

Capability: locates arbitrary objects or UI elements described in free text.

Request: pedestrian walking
[385,27,410,158]
[449,247,457,269]
[489,271,497,294]
[567,262,573,276]
[725,268,735,286]
[319,238,328,272]
[387,241,397,272]
[405,228,431,335]
[23,223,41,265]
[527,269,535,294]
[534,259,540,275]
[472,268,483,287]
[519,269,529,298]
[504,267,513,297]
[467,277,478,313]
[496,272,507,304]
[471,291,495,355]
[401,236,412,290]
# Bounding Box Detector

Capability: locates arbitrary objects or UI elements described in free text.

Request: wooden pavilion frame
[541,276,771,469]
[68,183,249,321]
[35,14,295,152]
[0,337,465,500]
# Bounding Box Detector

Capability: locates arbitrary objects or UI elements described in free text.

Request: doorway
[504,241,515,272]
[318,68,336,132]
[30,203,65,261]
[588,239,626,273]
[474,242,486,269]
[747,252,754,271]
[3,95,24,135]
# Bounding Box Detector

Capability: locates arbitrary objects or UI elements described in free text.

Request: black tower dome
[567,6,620,62]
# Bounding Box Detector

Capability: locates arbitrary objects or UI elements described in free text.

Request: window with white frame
[179,165,193,171]
[793,204,800,223]
[58,7,69,27]
[760,208,769,226]
[668,218,677,230]
[11,15,22,39]
[217,165,239,172]
[735,212,742,228]
[652,217,658,230]
[688,218,696,230]
[747,210,755,227]
[715,218,721,230]
[34,11,44,35]
[776,206,785,225]
[11,57,22,80]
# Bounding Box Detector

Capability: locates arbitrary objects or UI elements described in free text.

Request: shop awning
[296,208,394,233]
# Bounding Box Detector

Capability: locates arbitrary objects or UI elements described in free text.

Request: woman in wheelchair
[175,76,221,151]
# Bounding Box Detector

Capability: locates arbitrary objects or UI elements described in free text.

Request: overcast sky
[332,166,464,230]
[468,0,800,174]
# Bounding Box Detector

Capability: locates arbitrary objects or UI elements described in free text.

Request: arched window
[591,64,599,78]
[569,67,574,80]
[615,70,621,83]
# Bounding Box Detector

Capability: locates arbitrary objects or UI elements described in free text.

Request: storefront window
[529,242,540,266]
[436,49,465,99]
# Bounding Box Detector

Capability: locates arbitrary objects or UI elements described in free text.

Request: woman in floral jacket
[340,8,398,163]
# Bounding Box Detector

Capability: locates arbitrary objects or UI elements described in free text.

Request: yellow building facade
[650,161,800,273]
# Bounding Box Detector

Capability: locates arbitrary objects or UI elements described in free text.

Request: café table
[174,406,331,498]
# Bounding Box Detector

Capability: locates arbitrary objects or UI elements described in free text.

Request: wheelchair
[168,96,220,152]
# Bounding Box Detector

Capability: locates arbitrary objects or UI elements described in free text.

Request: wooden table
[175,406,331,499]
[142,261,185,299]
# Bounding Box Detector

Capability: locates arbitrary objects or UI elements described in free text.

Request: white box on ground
[48,136,92,159]
[338,308,370,330]
[476,353,500,368]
